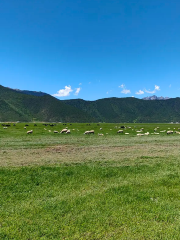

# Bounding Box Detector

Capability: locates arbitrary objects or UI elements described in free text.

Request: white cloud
[145,85,160,94]
[119,84,131,94]
[121,89,131,94]
[106,91,109,94]
[74,87,81,95]
[145,89,155,94]
[155,85,160,91]
[136,90,144,95]
[79,83,82,85]
[52,85,73,97]
[119,84,125,88]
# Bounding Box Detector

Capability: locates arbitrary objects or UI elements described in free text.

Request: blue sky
[0,0,180,100]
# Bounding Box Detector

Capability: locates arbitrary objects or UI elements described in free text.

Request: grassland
[1,122,180,239]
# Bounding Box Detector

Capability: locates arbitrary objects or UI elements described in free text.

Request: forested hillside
[1,85,180,122]
[0,85,94,122]
[63,97,180,123]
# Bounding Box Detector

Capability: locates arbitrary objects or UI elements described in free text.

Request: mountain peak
[143,95,170,100]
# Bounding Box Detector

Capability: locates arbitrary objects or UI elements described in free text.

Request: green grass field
[1,122,180,239]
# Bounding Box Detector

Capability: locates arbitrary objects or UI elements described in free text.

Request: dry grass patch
[1,137,180,167]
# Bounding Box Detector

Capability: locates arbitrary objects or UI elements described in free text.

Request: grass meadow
[1,122,180,239]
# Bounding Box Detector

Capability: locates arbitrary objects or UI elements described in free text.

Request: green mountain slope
[0,85,94,122]
[63,97,180,123]
[1,84,180,123]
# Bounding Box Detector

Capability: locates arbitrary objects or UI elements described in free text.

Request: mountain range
[0,85,180,123]
[142,95,170,100]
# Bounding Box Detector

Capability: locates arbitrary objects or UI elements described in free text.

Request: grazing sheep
[60,129,68,133]
[125,133,129,135]
[66,130,71,134]
[27,130,33,134]
[89,130,95,134]
[24,127,26,129]
[144,132,149,135]
[137,133,144,136]
[3,127,7,129]
[117,130,123,133]
[98,133,104,136]
[100,128,102,130]
[84,130,94,134]
[167,130,173,134]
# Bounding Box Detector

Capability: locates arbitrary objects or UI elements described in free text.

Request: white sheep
[84,130,94,134]
[60,129,68,133]
[167,131,173,134]
[27,130,33,134]
[117,130,123,133]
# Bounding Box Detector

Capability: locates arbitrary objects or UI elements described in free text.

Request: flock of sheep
[2,123,180,136]
[27,125,180,136]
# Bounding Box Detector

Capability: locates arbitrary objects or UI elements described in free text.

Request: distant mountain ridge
[7,87,171,101]
[8,87,48,97]
[143,95,170,100]
[1,85,180,123]
[63,97,180,123]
